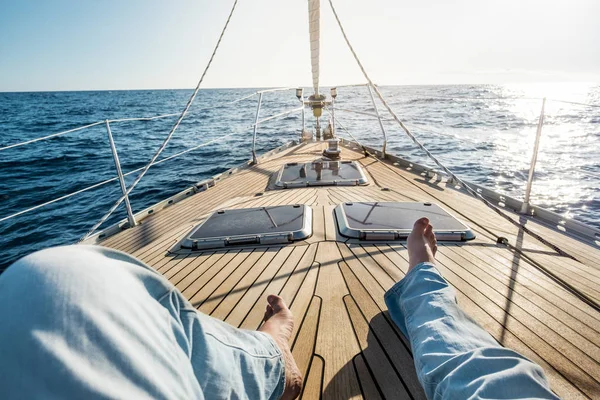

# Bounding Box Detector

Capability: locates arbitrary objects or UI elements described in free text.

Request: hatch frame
[334,201,476,242]
[274,160,368,188]
[181,204,313,250]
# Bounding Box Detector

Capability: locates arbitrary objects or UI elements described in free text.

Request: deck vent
[275,160,368,188]
[181,205,312,250]
[334,202,475,242]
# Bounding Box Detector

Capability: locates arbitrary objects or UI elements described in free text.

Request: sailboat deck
[99,141,600,399]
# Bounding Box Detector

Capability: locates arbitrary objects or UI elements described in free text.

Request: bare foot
[407,217,438,271]
[258,295,303,399]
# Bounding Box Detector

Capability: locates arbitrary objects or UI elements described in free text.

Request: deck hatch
[181,205,312,250]
[335,202,475,241]
[275,160,368,188]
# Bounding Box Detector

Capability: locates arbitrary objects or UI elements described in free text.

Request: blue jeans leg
[0,245,284,399]
[384,262,559,400]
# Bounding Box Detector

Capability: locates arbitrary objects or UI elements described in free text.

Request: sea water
[1,84,599,271]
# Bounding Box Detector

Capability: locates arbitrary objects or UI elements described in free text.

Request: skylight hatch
[275,160,368,188]
[181,205,312,250]
[335,202,475,241]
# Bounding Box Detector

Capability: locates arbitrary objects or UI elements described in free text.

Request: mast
[307,0,326,139]
[308,0,320,96]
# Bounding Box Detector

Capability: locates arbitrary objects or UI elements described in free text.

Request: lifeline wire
[81,0,240,241]
[0,121,105,152]
[0,131,244,224]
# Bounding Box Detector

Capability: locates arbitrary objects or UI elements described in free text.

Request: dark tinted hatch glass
[190,205,306,239]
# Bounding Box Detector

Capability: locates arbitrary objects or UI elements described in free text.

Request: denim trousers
[385,262,558,399]
[0,246,557,399]
[0,246,284,399]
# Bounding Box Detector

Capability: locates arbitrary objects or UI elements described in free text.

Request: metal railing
[2,87,598,242]
[0,88,304,238]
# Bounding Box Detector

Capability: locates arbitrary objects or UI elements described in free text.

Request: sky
[1,0,599,92]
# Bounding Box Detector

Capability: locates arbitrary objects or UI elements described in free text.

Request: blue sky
[1,0,599,91]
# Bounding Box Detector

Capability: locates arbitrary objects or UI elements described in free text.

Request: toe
[413,217,430,232]
[424,223,433,234]
[267,294,288,313]
[264,304,274,321]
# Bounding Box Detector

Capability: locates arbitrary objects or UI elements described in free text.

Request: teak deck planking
[98,142,600,399]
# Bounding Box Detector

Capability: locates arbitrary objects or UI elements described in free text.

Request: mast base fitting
[323,138,341,159]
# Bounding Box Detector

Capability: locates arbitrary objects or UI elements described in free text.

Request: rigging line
[108,113,180,123]
[81,0,240,241]
[0,177,119,224]
[0,131,244,224]
[0,121,104,152]
[256,87,294,94]
[108,92,258,123]
[327,0,579,262]
[1,93,256,151]
[547,98,600,109]
[391,95,600,108]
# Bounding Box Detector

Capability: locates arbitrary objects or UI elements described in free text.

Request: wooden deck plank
[337,245,393,308]
[183,249,256,301]
[172,251,232,291]
[324,204,337,241]
[225,246,308,328]
[339,261,425,398]
[306,205,326,244]
[353,354,383,400]
[197,249,279,315]
[460,245,600,317]
[239,245,318,331]
[436,247,600,369]
[314,242,362,399]
[344,295,411,399]
[291,296,322,380]
[300,356,325,400]
[288,262,320,345]
[208,247,294,320]
[447,245,600,346]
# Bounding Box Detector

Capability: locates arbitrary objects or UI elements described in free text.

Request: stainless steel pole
[105,120,136,227]
[520,97,546,214]
[301,97,306,134]
[367,83,388,157]
[331,98,336,137]
[316,117,321,140]
[251,92,263,164]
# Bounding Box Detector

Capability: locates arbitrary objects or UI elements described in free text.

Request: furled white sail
[308,0,320,96]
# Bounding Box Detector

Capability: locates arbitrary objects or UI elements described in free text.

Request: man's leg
[384,218,558,399]
[0,245,301,399]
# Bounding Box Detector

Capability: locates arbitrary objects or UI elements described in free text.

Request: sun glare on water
[485,82,600,219]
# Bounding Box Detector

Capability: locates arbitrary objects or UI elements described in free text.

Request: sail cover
[308,0,320,95]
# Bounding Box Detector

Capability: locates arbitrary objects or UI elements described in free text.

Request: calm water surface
[1,84,599,270]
